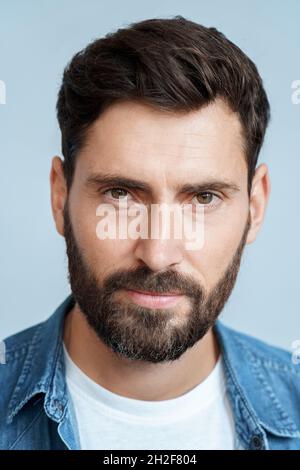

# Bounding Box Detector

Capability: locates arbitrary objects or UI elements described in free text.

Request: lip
[124,289,184,309]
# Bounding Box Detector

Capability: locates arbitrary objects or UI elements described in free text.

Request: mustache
[102,265,204,298]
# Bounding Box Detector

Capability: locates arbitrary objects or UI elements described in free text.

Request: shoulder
[1,320,45,375]
[0,322,44,405]
[0,296,73,449]
[0,321,45,449]
[218,321,296,364]
[1,295,73,387]
[2,321,44,357]
[216,320,300,430]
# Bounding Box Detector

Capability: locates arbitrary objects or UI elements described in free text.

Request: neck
[63,303,220,401]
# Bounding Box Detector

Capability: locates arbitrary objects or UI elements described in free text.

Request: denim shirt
[1,294,300,450]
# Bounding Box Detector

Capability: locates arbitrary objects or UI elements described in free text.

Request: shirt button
[53,399,64,412]
[251,434,263,450]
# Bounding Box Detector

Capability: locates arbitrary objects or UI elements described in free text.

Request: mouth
[123,288,184,309]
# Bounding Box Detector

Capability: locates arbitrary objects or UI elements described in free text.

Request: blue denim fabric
[1,294,300,450]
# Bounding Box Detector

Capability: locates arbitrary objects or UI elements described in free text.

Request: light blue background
[0,0,299,350]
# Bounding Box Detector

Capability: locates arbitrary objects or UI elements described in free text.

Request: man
[1,16,299,451]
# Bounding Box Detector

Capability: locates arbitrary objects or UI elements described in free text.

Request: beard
[63,202,250,364]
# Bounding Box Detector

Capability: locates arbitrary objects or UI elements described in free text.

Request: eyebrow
[85,172,241,195]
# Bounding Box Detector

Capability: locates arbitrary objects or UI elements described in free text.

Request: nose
[131,201,187,272]
[133,237,183,272]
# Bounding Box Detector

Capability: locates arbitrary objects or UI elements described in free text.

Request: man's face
[56,98,253,363]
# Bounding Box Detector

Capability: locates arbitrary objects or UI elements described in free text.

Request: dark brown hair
[56,15,270,194]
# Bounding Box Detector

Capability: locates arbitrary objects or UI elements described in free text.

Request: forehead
[75,98,247,186]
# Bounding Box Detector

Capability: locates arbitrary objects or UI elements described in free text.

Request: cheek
[187,207,248,289]
[69,196,135,276]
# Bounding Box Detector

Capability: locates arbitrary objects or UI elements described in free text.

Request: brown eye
[195,192,214,204]
[109,188,128,199]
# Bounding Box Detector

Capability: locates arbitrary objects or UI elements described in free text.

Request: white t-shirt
[63,344,237,450]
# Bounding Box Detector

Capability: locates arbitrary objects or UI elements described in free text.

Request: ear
[50,156,68,237]
[246,163,271,244]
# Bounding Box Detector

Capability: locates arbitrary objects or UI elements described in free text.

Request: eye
[104,188,129,200]
[192,192,221,206]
